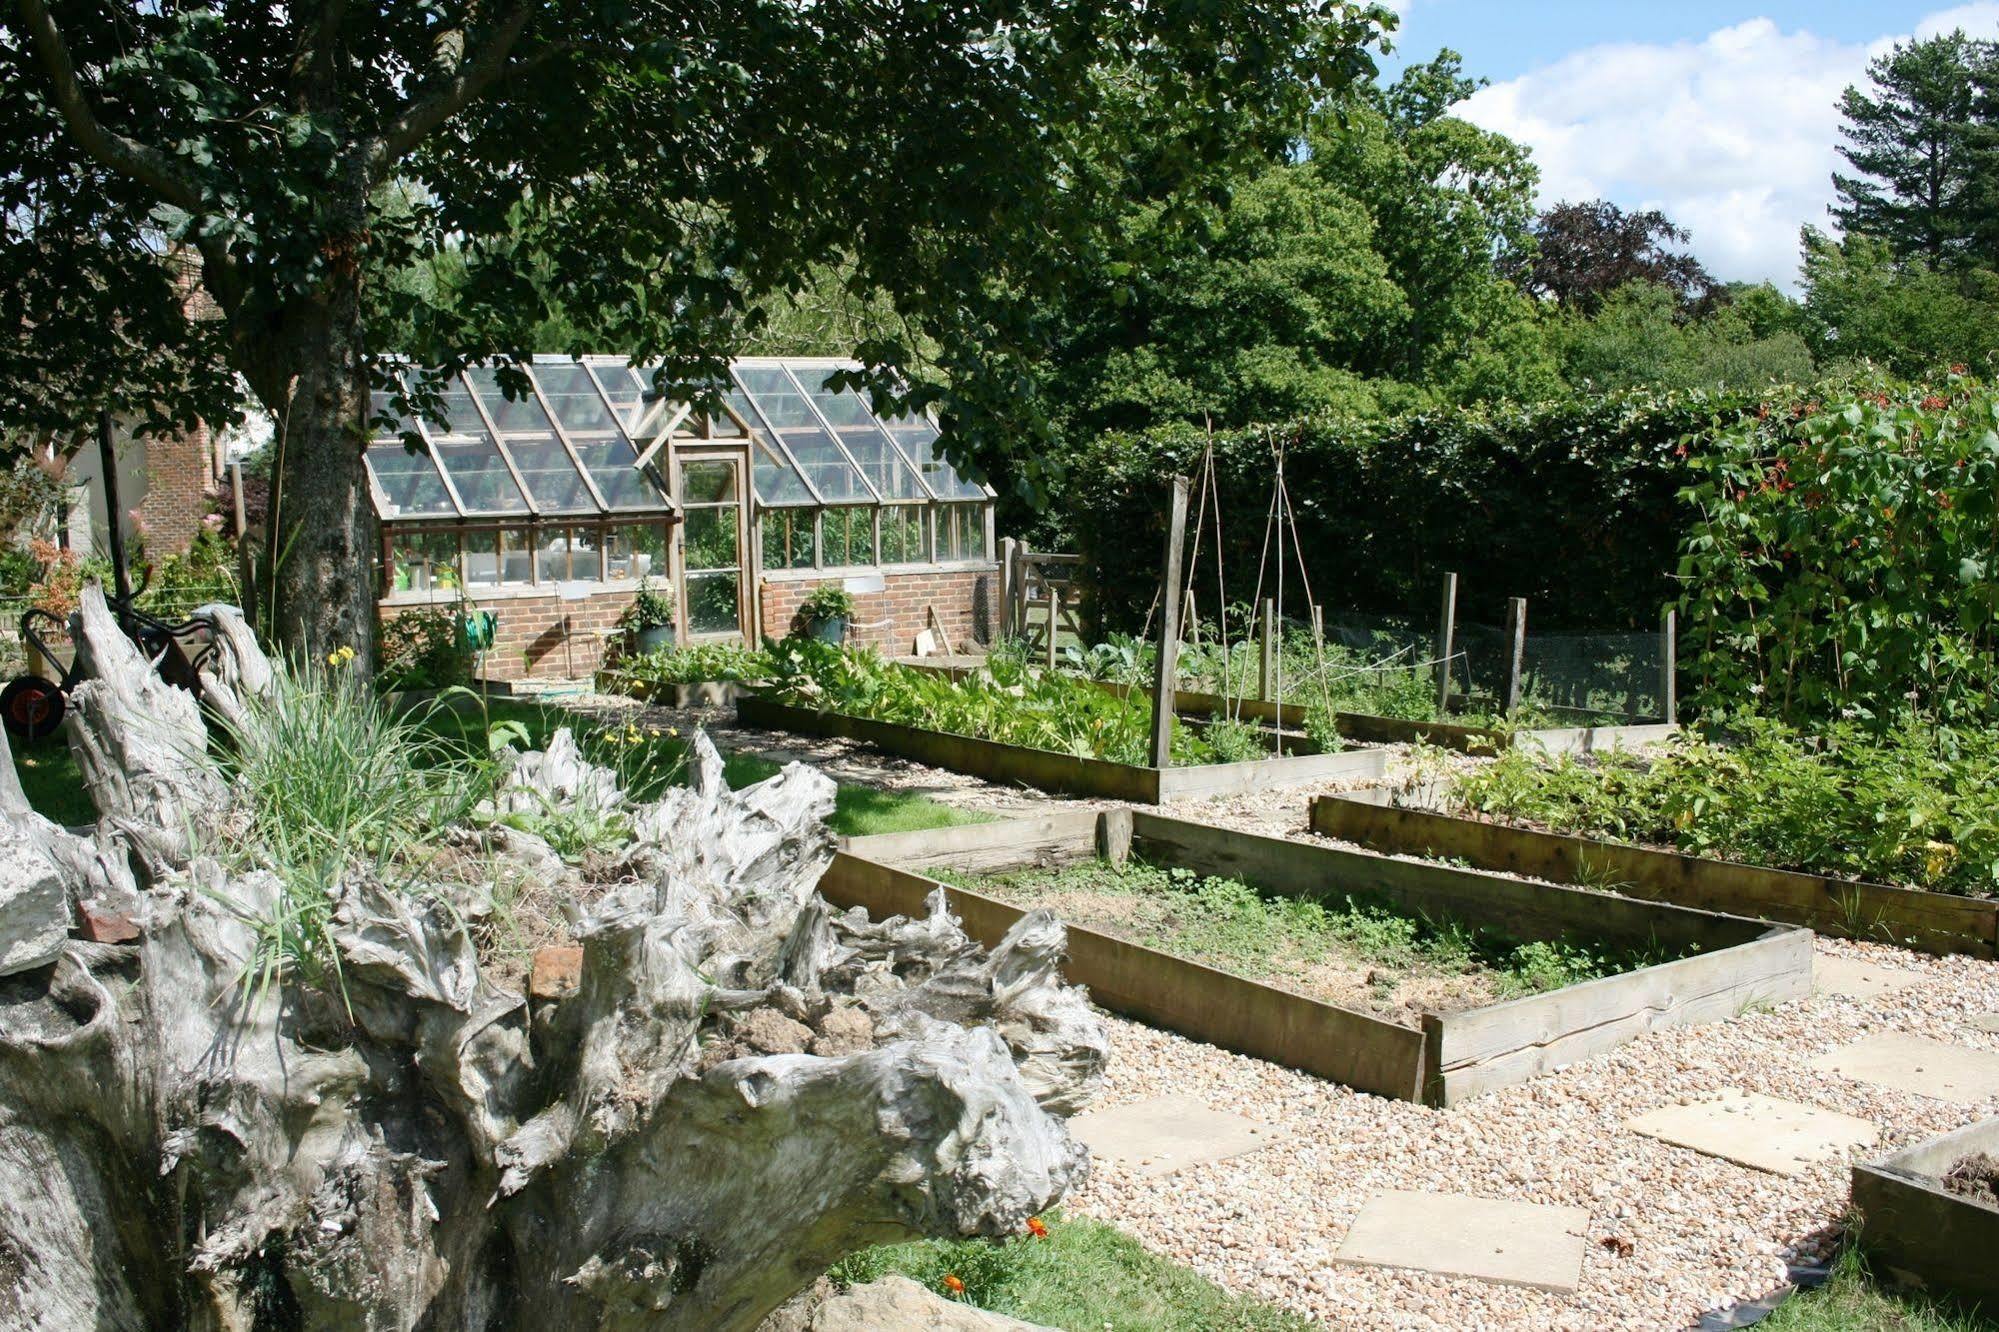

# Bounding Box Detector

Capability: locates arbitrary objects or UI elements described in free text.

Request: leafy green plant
[604,642,772,689]
[620,577,676,632]
[378,604,476,690]
[1456,717,1999,896]
[801,584,857,623]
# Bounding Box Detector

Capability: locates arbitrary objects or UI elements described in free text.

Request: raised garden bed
[904,661,1675,755]
[1309,792,1999,960]
[824,808,1812,1105]
[593,671,742,709]
[736,693,1386,804]
[1852,1114,1999,1308]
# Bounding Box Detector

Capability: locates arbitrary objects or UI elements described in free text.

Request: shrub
[1678,369,1999,725]
[378,606,475,691]
[801,584,857,623]
[619,578,675,632]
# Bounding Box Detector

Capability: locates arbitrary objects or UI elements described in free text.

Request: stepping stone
[1068,1095,1280,1178]
[1624,1089,1877,1176]
[1969,1014,1999,1034]
[1333,1190,1590,1293]
[1809,1033,1999,1105]
[1813,955,1923,1001]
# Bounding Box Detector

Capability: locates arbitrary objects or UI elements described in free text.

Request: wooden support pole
[1502,596,1527,718]
[1311,604,1325,651]
[1150,477,1192,768]
[1046,583,1062,672]
[1259,598,1277,702]
[1660,606,1679,726]
[999,537,1018,638]
[1434,572,1459,715]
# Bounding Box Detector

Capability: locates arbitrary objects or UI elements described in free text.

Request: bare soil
[1941,1152,1999,1209]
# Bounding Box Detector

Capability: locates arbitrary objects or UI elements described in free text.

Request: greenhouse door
[673,448,751,642]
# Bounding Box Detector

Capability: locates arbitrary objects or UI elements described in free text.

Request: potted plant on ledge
[800,584,856,645]
[621,578,677,654]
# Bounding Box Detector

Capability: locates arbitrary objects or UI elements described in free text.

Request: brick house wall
[137,427,217,555]
[382,588,641,682]
[759,568,997,654]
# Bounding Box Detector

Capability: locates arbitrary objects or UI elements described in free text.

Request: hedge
[1061,389,1771,637]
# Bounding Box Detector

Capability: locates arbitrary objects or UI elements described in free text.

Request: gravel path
[1070,937,1999,1332]
[558,690,1999,1329]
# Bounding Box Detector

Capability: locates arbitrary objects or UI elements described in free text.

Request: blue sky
[1377,2,1999,286]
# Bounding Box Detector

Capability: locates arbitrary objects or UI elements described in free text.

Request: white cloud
[1456,8,1999,288]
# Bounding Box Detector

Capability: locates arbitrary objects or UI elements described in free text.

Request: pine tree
[1831,32,1996,267]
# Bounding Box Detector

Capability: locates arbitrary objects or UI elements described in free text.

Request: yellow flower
[668,726,680,738]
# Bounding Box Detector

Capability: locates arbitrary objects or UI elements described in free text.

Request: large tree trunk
[262,269,380,673]
[0,587,1101,1330]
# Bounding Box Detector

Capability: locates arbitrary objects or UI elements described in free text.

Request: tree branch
[371,0,534,176]
[15,0,207,215]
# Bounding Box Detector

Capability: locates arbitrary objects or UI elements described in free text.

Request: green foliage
[829,1212,1317,1332]
[618,579,675,633]
[1456,719,1999,898]
[1678,371,1999,724]
[1067,388,1770,636]
[1762,1243,1998,1332]
[1553,281,1815,394]
[762,640,1245,766]
[605,642,771,688]
[799,584,857,623]
[1798,230,1999,376]
[954,857,1668,998]
[378,606,475,692]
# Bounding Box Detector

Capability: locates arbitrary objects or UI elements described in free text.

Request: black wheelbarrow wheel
[1,674,66,741]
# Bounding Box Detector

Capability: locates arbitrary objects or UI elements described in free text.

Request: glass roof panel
[428,379,529,514]
[591,364,652,435]
[733,365,871,503]
[882,413,987,500]
[531,363,620,435]
[574,437,667,511]
[464,367,554,433]
[366,443,455,518]
[787,365,931,502]
[464,367,601,514]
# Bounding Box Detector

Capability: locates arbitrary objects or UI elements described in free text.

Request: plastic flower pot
[634,625,675,654]
[810,615,849,646]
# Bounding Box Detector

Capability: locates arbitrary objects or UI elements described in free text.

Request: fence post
[1502,596,1527,717]
[1259,599,1277,702]
[999,537,1018,638]
[1150,477,1192,768]
[1434,572,1459,715]
[1046,583,1062,672]
[1660,606,1679,726]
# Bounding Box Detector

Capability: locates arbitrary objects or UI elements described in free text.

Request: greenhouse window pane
[366,444,455,518]
[884,415,986,500]
[389,529,460,593]
[734,367,870,502]
[432,436,528,514]
[822,506,872,567]
[530,363,620,435]
[572,437,666,510]
[938,503,991,562]
[466,367,557,433]
[880,505,926,565]
[734,365,820,428]
[752,439,814,506]
[761,510,815,570]
[501,432,597,513]
[788,368,930,501]
[591,364,651,433]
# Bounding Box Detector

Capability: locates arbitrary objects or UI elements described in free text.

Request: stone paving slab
[1333,1190,1591,1293]
[1808,1032,1999,1105]
[1624,1089,1877,1176]
[1069,1094,1281,1178]
[1813,955,1925,1002]
[1969,1014,1999,1034]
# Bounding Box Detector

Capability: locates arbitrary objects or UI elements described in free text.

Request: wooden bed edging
[1308,794,1999,960]
[734,694,1387,804]
[900,660,1673,755]
[593,674,743,708]
[833,809,1812,1105]
[1852,1115,1999,1308]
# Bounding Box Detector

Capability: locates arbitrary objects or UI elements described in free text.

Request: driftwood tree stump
[0,586,1101,1330]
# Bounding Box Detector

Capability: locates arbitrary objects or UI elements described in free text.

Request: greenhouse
[366,356,999,676]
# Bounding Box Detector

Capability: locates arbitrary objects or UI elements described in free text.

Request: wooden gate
[1001,543,1086,653]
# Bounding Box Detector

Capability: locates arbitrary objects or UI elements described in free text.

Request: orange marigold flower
[943,1275,966,1296]
[1026,1217,1050,1239]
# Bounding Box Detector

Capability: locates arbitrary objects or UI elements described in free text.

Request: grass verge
[829,1211,1316,1332]
[1763,1248,1997,1332]
[9,733,90,826]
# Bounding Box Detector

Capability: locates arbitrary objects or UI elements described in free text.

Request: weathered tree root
[0,586,1101,1330]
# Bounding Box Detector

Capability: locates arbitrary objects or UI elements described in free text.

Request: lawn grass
[828,1211,1316,1332]
[8,733,91,826]
[1763,1249,1997,1332]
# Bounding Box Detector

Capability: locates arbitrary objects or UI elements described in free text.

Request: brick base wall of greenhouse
[380,564,1000,682]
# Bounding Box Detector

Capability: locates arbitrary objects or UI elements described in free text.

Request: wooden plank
[1853,1116,1999,1307]
[1660,607,1678,726]
[1435,571,1459,714]
[841,809,1103,872]
[1150,476,1191,768]
[1431,928,1813,1105]
[1311,795,1999,960]
[1502,596,1527,717]
[819,852,1429,1101]
[1129,810,1768,954]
